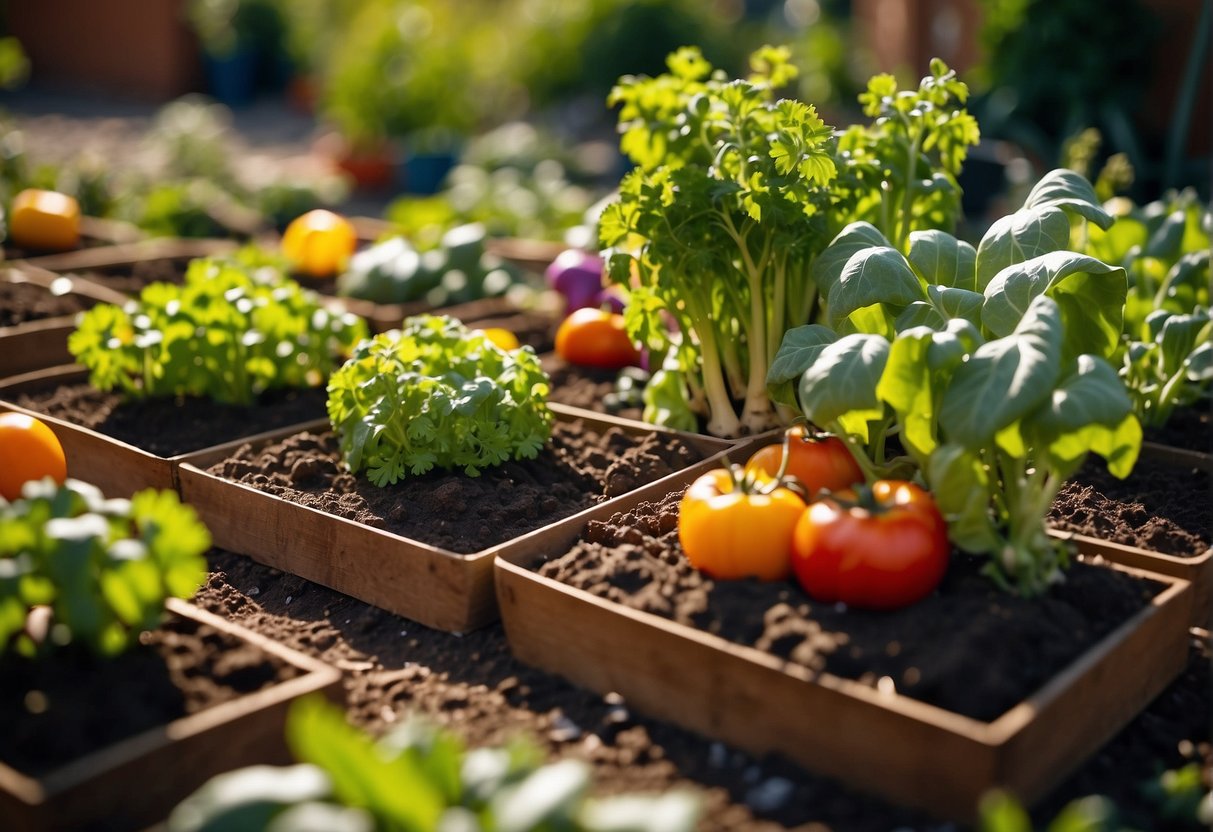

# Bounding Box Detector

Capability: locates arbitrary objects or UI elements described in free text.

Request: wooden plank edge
[1141,440,1213,472]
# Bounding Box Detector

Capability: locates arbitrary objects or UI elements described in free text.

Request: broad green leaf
[877,329,936,457]
[941,295,1062,447]
[894,302,944,332]
[767,324,838,386]
[798,333,889,427]
[167,765,334,832]
[1025,355,1132,435]
[1086,215,1147,266]
[1158,312,1209,377]
[1022,169,1113,229]
[908,229,977,290]
[1187,341,1213,381]
[580,791,702,832]
[810,222,891,297]
[287,695,443,832]
[1145,210,1186,260]
[975,207,1071,290]
[927,284,984,326]
[926,444,999,555]
[1047,412,1142,482]
[491,760,590,832]
[827,247,924,328]
[981,251,1126,362]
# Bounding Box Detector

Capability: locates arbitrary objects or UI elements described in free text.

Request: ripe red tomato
[790,480,949,610]
[678,467,807,581]
[554,308,640,370]
[745,426,864,499]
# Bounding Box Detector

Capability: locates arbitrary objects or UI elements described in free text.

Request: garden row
[1,47,1210,831]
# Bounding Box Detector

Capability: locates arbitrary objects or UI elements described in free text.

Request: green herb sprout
[326,314,552,484]
[69,256,368,407]
[0,479,211,658]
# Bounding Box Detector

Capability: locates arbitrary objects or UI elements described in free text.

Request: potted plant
[0,477,341,831]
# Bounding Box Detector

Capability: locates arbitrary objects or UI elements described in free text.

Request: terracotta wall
[9,0,203,100]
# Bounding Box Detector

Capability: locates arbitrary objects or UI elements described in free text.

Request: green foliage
[337,223,524,306]
[1080,189,1213,428]
[168,695,701,832]
[326,315,552,483]
[769,170,1141,594]
[0,479,210,658]
[600,47,977,437]
[68,256,368,406]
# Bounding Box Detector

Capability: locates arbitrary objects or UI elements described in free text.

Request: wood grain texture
[494,470,1194,822]
[0,599,342,832]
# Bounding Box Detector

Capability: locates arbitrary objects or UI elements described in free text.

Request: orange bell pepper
[9,189,81,251]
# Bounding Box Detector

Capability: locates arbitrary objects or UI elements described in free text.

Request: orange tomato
[745,426,864,499]
[282,209,358,278]
[9,189,81,251]
[0,413,67,501]
[554,307,640,369]
[678,467,806,581]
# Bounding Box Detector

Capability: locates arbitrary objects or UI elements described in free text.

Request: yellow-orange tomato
[9,189,81,251]
[678,467,806,581]
[479,327,520,351]
[281,209,357,278]
[0,413,67,501]
[745,426,864,499]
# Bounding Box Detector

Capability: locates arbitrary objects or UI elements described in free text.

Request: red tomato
[554,307,641,369]
[790,480,949,610]
[678,467,807,581]
[745,426,864,499]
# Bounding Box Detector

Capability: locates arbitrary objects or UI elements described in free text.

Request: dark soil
[13,382,329,457]
[1050,454,1211,556]
[1144,400,1211,455]
[194,544,1211,832]
[0,608,300,778]
[207,419,705,553]
[535,491,1159,723]
[0,279,94,327]
[543,353,644,421]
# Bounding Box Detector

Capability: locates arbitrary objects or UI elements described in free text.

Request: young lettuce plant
[1081,189,1212,428]
[69,256,368,406]
[600,48,978,437]
[326,314,552,484]
[0,479,211,657]
[169,694,701,832]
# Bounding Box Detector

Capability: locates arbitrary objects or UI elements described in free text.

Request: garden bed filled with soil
[195,544,1211,831]
[205,417,707,554]
[11,379,329,457]
[0,278,93,327]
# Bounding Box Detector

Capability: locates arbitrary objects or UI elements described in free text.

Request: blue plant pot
[400,151,458,195]
[204,47,257,108]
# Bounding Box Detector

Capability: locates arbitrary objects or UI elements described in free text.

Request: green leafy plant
[0,479,211,658]
[600,47,978,437]
[168,694,701,832]
[768,170,1141,594]
[1082,189,1212,428]
[68,256,368,406]
[336,223,523,306]
[326,315,552,483]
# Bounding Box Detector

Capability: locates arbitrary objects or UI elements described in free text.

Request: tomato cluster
[679,428,950,610]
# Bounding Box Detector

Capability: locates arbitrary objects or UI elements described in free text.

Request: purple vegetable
[546,249,603,312]
[594,286,626,314]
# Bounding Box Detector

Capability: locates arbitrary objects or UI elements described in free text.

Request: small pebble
[549,713,582,742]
[285,595,293,605]
[248,587,260,597]
[745,777,794,813]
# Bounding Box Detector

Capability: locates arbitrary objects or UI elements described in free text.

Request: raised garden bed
[0,265,129,377]
[0,365,330,496]
[0,598,341,832]
[494,475,1193,821]
[1050,451,1212,627]
[13,238,238,294]
[176,407,735,632]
